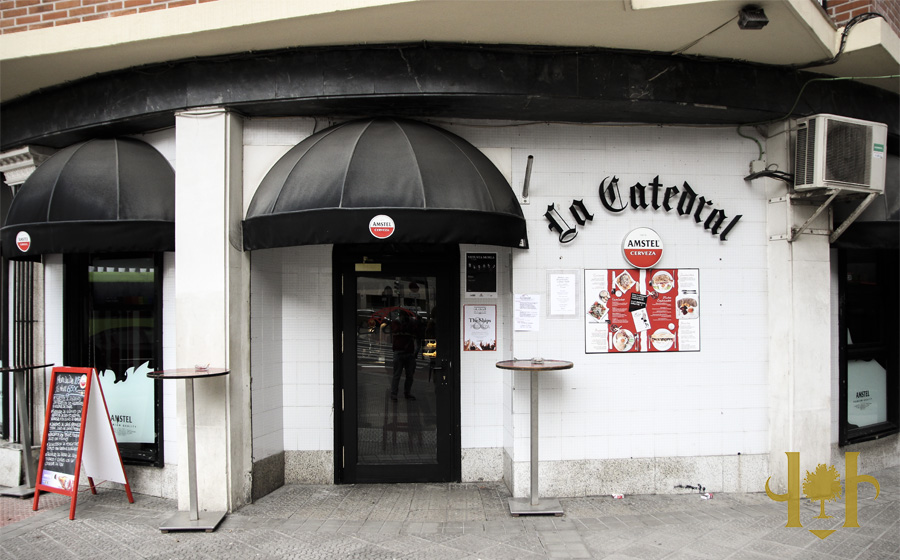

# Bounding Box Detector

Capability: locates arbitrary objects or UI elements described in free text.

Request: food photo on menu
[583,268,700,353]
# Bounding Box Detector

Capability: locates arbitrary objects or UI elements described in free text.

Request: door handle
[431,359,451,371]
[431,359,451,382]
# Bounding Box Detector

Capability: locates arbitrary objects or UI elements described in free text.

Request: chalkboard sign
[34,367,133,520]
[40,370,87,492]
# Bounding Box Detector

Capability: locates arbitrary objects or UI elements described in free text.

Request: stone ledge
[503,451,768,498]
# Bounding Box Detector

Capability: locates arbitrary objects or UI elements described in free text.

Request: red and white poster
[584,268,699,353]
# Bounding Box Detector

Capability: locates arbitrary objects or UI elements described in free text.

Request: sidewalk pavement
[1,466,896,559]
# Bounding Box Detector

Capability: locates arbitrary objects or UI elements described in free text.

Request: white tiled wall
[161,252,177,463]
[280,246,334,451]
[459,245,512,451]
[249,248,284,460]
[245,118,335,458]
[445,121,769,463]
[243,118,769,468]
[42,255,63,369]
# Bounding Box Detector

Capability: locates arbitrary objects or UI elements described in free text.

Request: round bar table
[148,367,229,532]
[0,364,53,499]
[496,359,573,516]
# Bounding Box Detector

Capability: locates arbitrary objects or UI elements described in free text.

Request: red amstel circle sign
[622,227,663,269]
[16,231,31,252]
[369,215,395,239]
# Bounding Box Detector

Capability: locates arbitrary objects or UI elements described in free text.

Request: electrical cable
[793,13,885,69]
[671,15,739,55]
[744,169,794,183]
[737,125,764,159]
[740,74,900,128]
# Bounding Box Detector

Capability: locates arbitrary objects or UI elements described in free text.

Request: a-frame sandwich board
[33,366,134,520]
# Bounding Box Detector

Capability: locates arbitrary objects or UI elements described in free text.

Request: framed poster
[584,269,700,353]
[464,305,497,351]
[465,253,497,298]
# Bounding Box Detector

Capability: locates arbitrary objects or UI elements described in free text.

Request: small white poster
[549,271,578,316]
[463,305,497,351]
[514,294,541,332]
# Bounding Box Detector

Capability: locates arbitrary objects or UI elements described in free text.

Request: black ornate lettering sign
[544,174,742,244]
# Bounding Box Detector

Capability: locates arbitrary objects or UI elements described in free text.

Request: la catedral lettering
[545,175,742,243]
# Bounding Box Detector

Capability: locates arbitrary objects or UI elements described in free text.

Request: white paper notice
[514,294,541,331]
[549,273,578,316]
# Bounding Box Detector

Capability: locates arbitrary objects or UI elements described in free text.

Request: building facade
[1,0,897,514]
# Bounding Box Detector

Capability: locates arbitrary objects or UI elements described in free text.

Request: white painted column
[174,108,251,512]
[766,121,833,490]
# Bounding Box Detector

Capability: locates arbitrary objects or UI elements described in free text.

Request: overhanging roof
[242,118,528,250]
[1,138,175,259]
[2,0,897,102]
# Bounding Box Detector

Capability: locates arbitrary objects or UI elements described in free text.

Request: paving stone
[0,466,896,559]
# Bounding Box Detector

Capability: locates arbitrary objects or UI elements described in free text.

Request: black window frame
[64,252,165,467]
[838,248,900,446]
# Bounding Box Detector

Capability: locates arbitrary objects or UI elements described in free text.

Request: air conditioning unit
[794,114,887,194]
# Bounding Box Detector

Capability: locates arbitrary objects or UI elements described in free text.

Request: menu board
[40,371,88,491]
[35,367,134,520]
[584,269,700,353]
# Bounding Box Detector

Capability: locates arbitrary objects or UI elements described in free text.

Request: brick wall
[827,0,900,36]
[0,0,219,34]
[4,1,899,41]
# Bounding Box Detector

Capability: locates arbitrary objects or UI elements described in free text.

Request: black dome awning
[1,138,175,260]
[242,118,529,250]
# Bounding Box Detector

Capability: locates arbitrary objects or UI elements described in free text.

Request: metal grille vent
[794,121,812,186]
[824,119,872,187]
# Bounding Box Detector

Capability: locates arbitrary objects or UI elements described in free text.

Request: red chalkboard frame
[33,367,133,520]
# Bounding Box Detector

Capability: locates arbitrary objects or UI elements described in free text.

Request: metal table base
[508,497,563,516]
[159,510,227,533]
[0,364,53,499]
[496,359,573,517]
[149,368,229,533]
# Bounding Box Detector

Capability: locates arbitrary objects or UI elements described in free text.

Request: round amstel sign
[15,231,31,253]
[622,227,663,269]
[369,215,395,239]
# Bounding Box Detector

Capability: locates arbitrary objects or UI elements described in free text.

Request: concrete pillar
[765,121,833,490]
[174,108,251,512]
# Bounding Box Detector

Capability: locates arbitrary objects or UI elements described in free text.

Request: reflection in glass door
[338,248,459,483]
[356,275,438,466]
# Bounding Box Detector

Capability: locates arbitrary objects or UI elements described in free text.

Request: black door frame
[63,252,165,467]
[333,244,461,484]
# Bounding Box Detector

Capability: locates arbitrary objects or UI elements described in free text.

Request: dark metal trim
[244,208,527,250]
[2,43,897,151]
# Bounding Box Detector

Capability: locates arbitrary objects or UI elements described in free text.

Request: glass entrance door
[338,248,459,483]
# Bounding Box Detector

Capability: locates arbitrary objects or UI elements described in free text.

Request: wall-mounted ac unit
[794,114,887,194]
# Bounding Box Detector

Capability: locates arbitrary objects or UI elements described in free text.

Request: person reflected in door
[390,311,419,401]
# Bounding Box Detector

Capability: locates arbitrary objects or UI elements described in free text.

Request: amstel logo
[369,215,395,239]
[622,227,663,269]
[16,231,31,252]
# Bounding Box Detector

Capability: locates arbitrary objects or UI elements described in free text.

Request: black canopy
[242,118,528,250]
[1,138,175,259]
